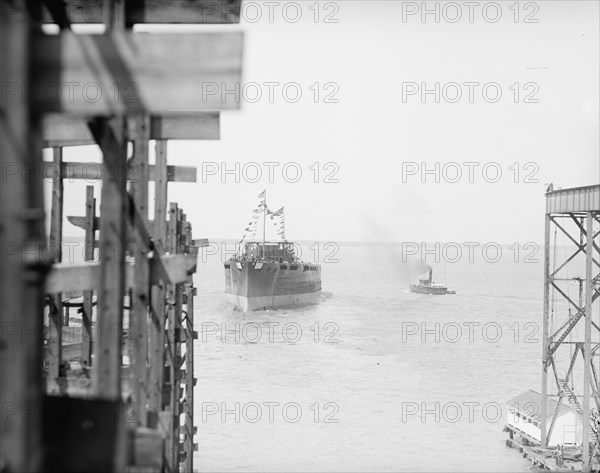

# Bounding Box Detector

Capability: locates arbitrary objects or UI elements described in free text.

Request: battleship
[224,191,322,311]
[410,267,455,295]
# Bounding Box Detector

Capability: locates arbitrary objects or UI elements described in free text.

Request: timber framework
[0,1,244,471]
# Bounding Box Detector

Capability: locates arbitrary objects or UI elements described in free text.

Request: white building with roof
[506,390,582,446]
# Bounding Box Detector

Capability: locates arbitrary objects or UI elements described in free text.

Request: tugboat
[224,191,322,311]
[410,268,455,295]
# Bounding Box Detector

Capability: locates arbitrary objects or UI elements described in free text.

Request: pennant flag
[240,192,289,243]
[270,206,284,217]
[268,206,286,240]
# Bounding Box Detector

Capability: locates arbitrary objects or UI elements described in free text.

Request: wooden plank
[43,114,96,147]
[183,284,195,473]
[148,113,220,140]
[154,141,169,253]
[69,215,159,239]
[183,213,195,473]
[68,215,100,231]
[130,113,150,427]
[149,140,168,416]
[33,32,243,113]
[91,116,128,400]
[151,255,197,286]
[44,162,196,183]
[46,263,99,294]
[81,186,96,366]
[149,284,166,416]
[40,373,134,398]
[42,112,220,147]
[46,254,196,294]
[166,203,180,469]
[0,5,45,471]
[48,144,64,268]
[173,285,184,468]
[154,165,196,183]
[41,0,241,24]
[48,147,64,390]
[163,203,179,467]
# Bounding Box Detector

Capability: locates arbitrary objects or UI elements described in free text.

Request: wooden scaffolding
[0,1,243,471]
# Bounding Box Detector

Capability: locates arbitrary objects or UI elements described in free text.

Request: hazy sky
[49,1,599,244]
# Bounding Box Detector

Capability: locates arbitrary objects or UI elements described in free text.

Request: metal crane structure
[541,184,600,472]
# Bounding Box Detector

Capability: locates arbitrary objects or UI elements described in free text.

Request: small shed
[506,390,582,446]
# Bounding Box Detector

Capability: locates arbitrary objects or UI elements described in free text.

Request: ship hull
[226,291,321,312]
[225,261,321,311]
[410,284,450,295]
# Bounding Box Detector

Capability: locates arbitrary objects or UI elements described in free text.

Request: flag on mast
[269,206,286,241]
[241,192,287,244]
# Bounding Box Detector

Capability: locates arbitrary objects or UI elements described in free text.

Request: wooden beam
[42,112,220,147]
[130,113,150,426]
[46,254,197,294]
[43,114,97,147]
[68,215,158,237]
[46,263,99,294]
[165,203,179,467]
[183,284,195,473]
[68,215,100,231]
[157,165,196,183]
[44,162,197,183]
[33,32,243,112]
[90,116,128,400]
[48,147,64,391]
[37,372,135,398]
[0,5,45,471]
[81,185,96,366]
[153,141,169,253]
[148,140,168,417]
[147,113,220,140]
[150,254,197,286]
[41,0,241,24]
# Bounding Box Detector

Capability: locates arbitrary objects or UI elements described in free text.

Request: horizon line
[61,235,546,247]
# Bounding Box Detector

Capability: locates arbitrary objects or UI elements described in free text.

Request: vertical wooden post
[583,212,594,471]
[149,140,168,419]
[96,6,128,471]
[174,209,184,471]
[541,213,551,448]
[183,233,196,473]
[0,3,45,471]
[165,202,179,470]
[154,140,169,253]
[81,186,96,366]
[48,148,64,392]
[130,113,151,425]
[92,117,128,400]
